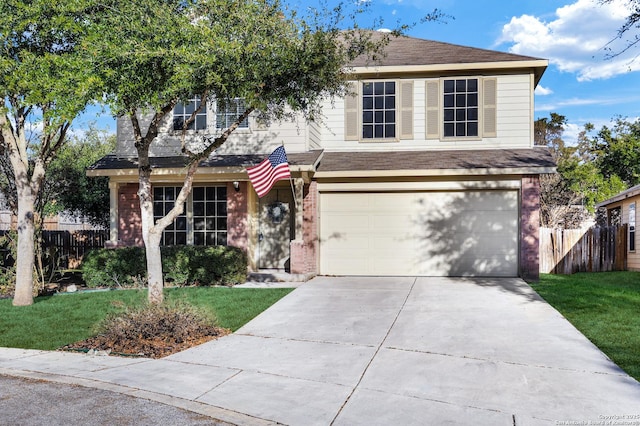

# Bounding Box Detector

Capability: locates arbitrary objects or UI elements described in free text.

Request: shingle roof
[348,34,545,68]
[89,148,554,175]
[88,150,324,171]
[315,148,555,172]
[596,183,640,207]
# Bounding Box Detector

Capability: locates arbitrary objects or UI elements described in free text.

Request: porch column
[290,177,306,274]
[106,180,119,248]
[294,177,304,240]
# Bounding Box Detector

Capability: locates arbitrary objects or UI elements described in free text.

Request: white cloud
[560,122,582,146]
[535,85,554,95]
[497,0,639,81]
[536,93,640,112]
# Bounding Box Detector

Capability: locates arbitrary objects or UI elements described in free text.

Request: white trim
[315,167,555,179]
[87,164,316,178]
[350,60,548,77]
[317,179,521,192]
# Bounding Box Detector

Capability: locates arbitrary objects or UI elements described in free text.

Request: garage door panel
[320,190,519,277]
[372,215,413,230]
[372,195,416,211]
[323,213,370,230]
[322,193,371,211]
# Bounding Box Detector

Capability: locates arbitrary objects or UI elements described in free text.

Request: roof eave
[596,184,640,208]
[315,166,556,179]
[349,59,549,86]
[86,164,318,178]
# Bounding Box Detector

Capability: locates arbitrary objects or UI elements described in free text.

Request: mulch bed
[61,327,231,359]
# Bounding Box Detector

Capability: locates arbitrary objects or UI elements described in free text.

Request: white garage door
[319,191,519,276]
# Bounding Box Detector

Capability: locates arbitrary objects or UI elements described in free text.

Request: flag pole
[283,142,299,210]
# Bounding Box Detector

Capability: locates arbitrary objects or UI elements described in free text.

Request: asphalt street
[0,375,230,426]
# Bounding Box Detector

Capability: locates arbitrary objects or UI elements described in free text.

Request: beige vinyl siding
[319,74,534,152]
[116,109,309,157]
[413,80,426,141]
[308,120,322,150]
[495,75,531,142]
[217,115,309,154]
[117,113,159,156]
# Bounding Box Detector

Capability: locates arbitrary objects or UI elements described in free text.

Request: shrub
[162,245,247,286]
[82,245,247,288]
[0,231,41,298]
[67,301,229,358]
[82,247,147,288]
[0,231,16,297]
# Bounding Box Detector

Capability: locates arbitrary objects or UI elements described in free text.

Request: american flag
[247,146,291,197]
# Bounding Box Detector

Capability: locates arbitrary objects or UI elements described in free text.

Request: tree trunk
[12,189,36,306]
[144,232,164,305]
[138,168,165,305]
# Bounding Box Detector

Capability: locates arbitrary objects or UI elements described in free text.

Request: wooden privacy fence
[1,230,108,269]
[539,225,627,274]
[42,230,108,268]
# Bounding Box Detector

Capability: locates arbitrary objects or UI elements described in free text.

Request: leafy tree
[600,0,640,58]
[535,114,588,228]
[534,112,573,161]
[534,114,628,228]
[89,0,441,304]
[0,0,98,306]
[583,117,640,187]
[42,126,115,228]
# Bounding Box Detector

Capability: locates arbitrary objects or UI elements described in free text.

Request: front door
[258,189,293,270]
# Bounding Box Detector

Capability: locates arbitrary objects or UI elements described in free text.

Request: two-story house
[88,35,554,281]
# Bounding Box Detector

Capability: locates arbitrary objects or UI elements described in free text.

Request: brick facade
[226,181,249,252]
[520,175,540,281]
[290,181,318,275]
[118,183,143,246]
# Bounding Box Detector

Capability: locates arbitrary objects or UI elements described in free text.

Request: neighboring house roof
[348,33,548,85]
[596,184,640,208]
[315,148,555,177]
[88,148,555,178]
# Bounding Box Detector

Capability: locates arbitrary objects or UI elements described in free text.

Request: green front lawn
[532,272,640,381]
[0,287,293,351]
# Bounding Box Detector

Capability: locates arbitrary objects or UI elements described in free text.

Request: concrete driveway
[173,276,640,424]
[2,276,640,425]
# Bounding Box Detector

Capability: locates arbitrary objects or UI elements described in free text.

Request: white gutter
[314,167,556,179]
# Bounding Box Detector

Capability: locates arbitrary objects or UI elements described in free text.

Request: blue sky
[78,0,640,144]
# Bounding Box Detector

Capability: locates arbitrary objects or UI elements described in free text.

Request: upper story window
[173,96,207,131]
[216,98,249,129]
[362,81,396,139]
[344,80,413,142]
[425,76,496,141]
[443,78,478,138]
